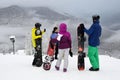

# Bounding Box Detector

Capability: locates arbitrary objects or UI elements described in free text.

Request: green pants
[88,46,99,69]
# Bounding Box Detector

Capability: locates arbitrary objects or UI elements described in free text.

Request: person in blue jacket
[84,15,102,71]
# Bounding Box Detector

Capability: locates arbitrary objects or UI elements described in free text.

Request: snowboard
[32,29,43,67]
[77,24,86,70]
[43,42,55,70]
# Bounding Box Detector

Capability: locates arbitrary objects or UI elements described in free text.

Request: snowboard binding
[43,55,54,70]
[32,45,43,67]
[35,58,43,67]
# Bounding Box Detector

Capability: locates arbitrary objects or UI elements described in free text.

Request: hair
[52,27,58,33]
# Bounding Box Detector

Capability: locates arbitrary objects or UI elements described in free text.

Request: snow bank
[0,54,120,80]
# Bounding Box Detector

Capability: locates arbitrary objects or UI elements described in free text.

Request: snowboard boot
[50,57,54,62]
[63,68,67,72]
[55,56,58,60]
[35,58,43,67]
[89,67,99,71]
[55,66,59,71]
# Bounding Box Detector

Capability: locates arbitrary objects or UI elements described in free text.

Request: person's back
[32,23,45,48]
[84,16,101,47]
[55,23,72,72]
[84,15,102,71]
[32,23,46,67]
[88,20,101,47]
[58,23,71,49]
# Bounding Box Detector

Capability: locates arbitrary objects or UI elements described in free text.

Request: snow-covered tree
[25,32,33,55]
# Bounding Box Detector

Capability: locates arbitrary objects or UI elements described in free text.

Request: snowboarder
[32,23,46,67]
[43,27,58,70]
[84,15,102,71]
[55,23,72,72]
[50,27,59,59]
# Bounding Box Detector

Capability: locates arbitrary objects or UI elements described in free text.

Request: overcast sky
[0,0,120,17]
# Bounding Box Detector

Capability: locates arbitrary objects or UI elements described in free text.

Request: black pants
[54,43,58,59]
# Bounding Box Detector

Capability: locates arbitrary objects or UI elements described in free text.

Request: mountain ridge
[0,5,77,25]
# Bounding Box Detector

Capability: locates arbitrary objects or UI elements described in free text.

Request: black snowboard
[77,24,86,70]
[32,29,43,67]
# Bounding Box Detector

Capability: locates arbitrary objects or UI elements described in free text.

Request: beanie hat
[92,15,100,21]
[35,23,41,28]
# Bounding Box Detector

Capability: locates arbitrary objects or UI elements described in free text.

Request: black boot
[32,57,37,66]
[89,67,99,71]
[55,56,58,60]
[35,58,43,67]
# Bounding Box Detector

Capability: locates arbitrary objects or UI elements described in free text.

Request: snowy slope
[0,53,120,80]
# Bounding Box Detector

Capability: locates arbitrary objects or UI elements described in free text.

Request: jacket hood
[59,23,67,34]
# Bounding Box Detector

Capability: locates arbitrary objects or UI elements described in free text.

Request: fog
[1,0,120,27]
[0,0,120,58]
[0,20,80,53]
[0,0,120,17]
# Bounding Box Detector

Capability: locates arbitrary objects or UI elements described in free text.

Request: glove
[44,29,46,32]
[69,49,73,57]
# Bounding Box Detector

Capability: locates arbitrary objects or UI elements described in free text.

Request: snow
[0,52,120,80]
[9,35,15,39]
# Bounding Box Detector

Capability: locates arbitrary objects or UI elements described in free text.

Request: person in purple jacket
[55,23,72,72]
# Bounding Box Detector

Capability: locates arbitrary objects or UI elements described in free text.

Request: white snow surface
[0,51,120,80]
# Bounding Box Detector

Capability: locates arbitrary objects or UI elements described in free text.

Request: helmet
[92,15,100,21]
[35,23,41,28]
